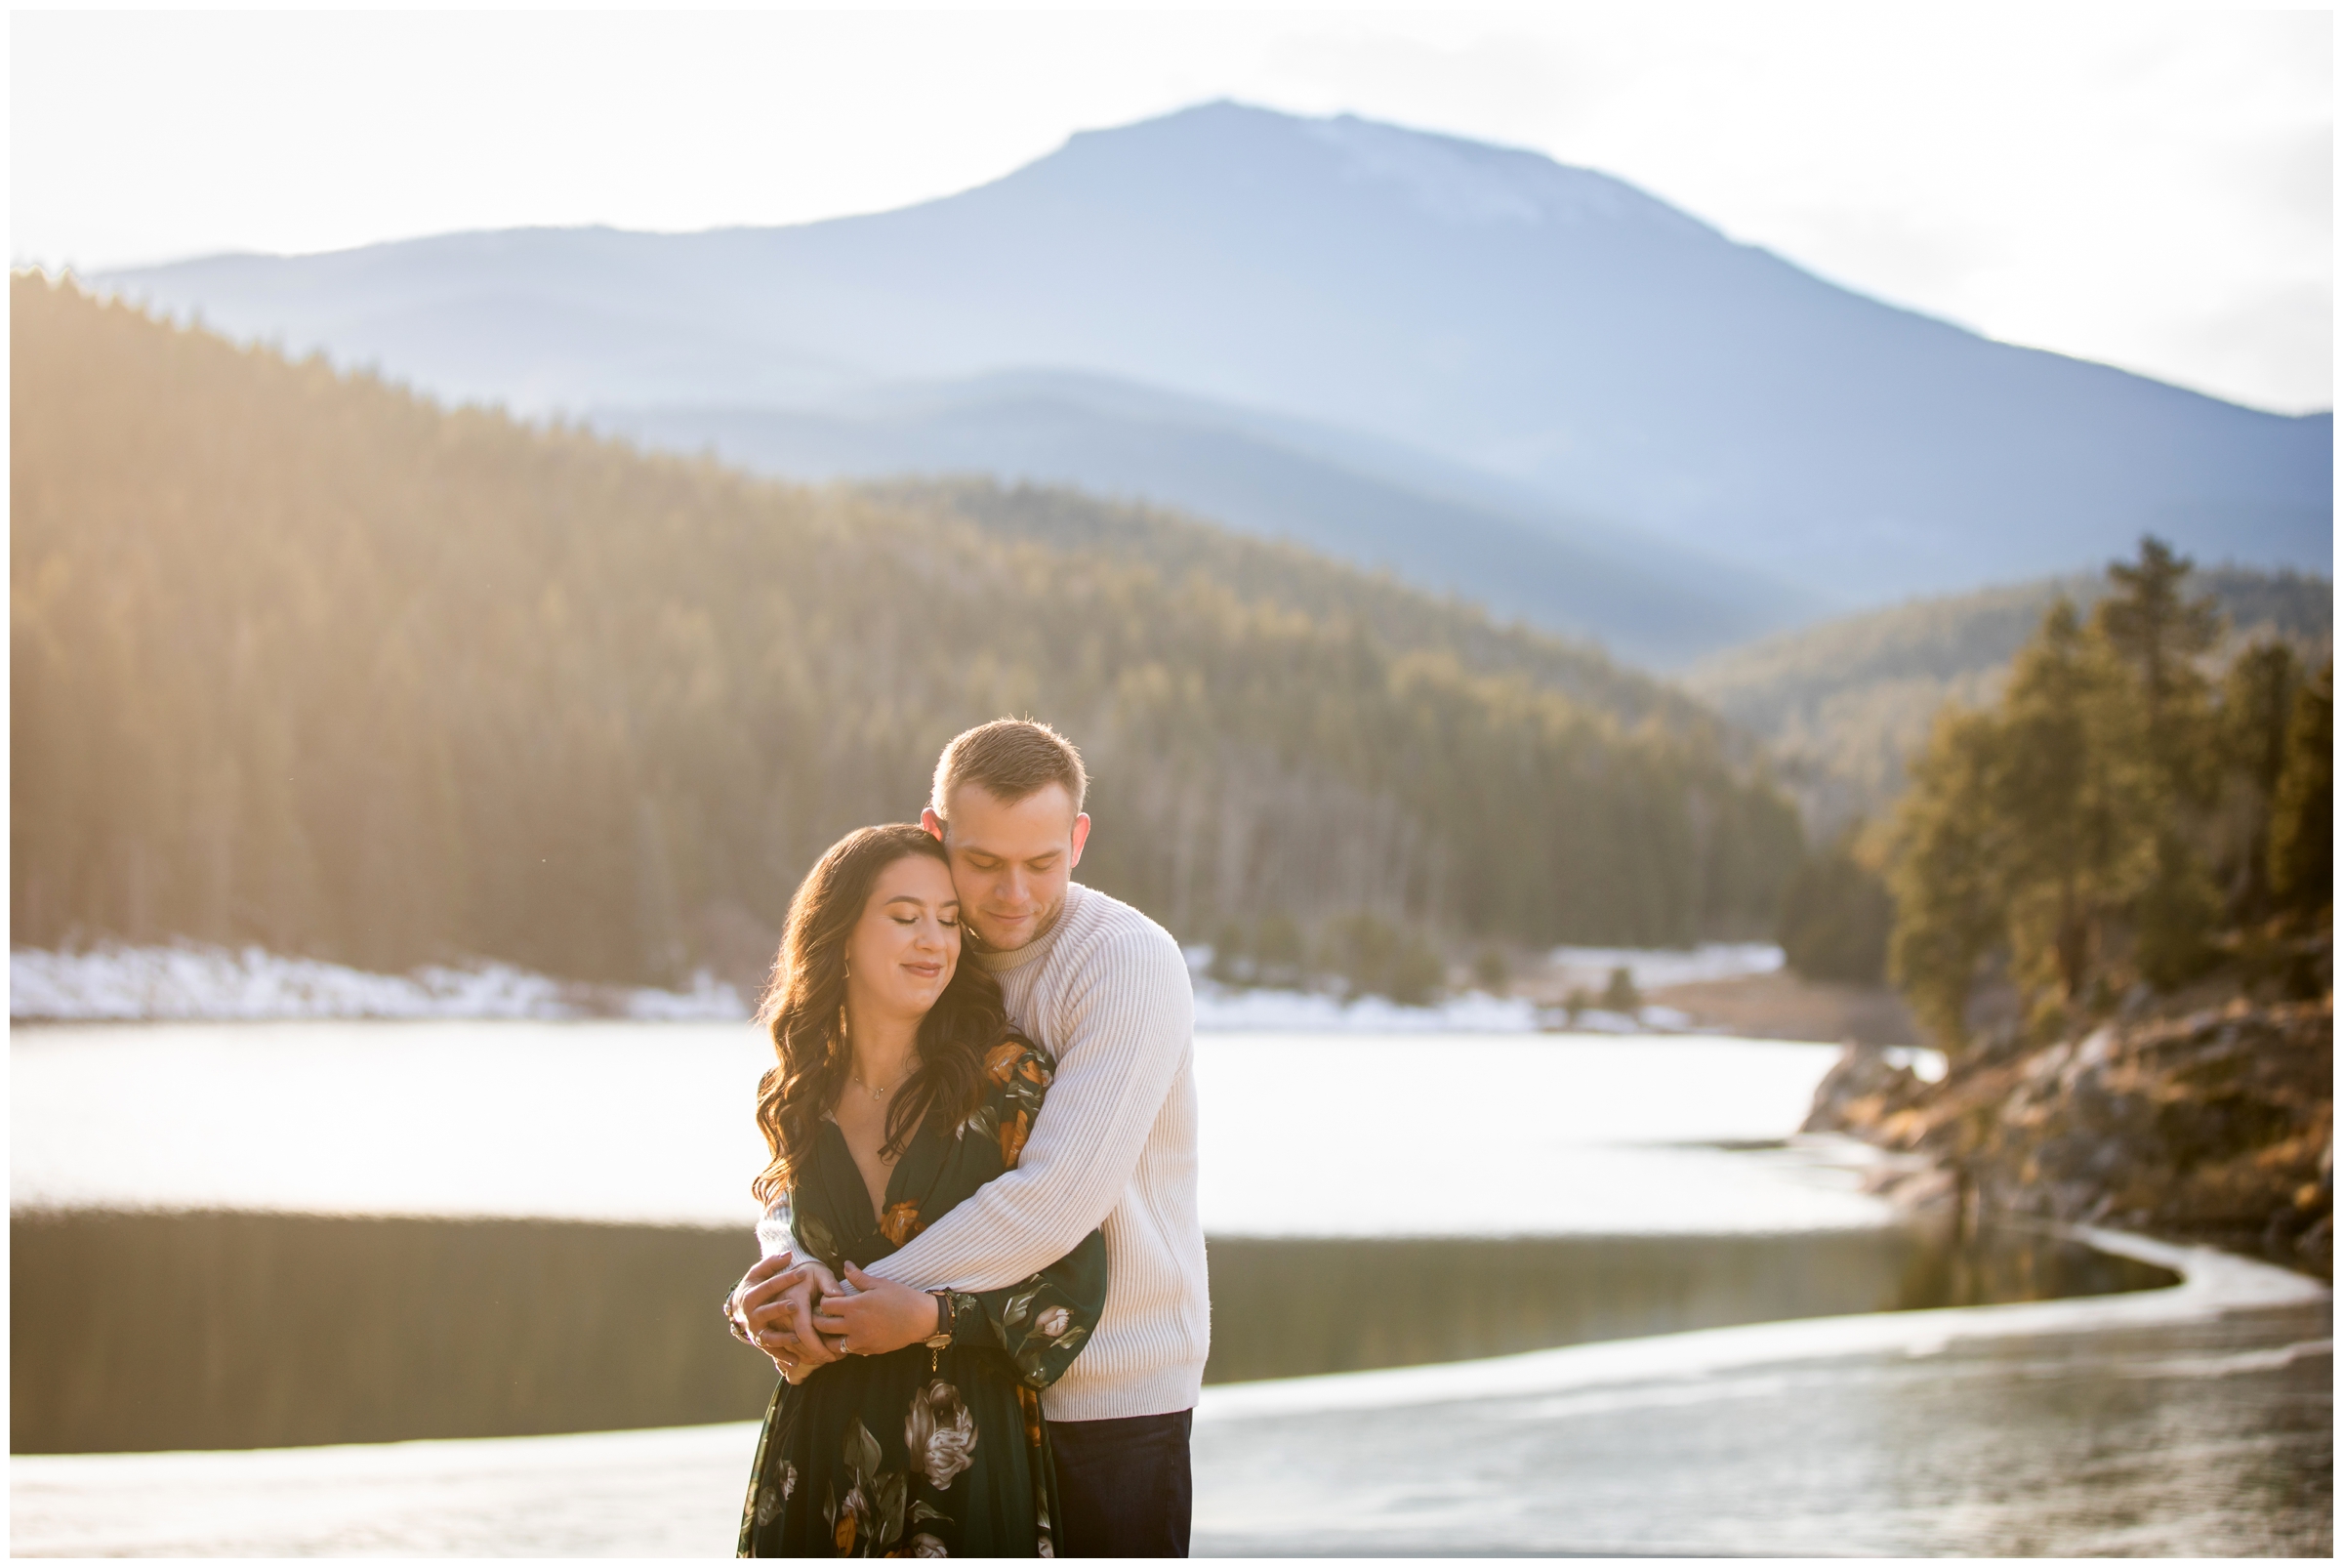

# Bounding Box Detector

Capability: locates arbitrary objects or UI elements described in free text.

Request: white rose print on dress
[903,1380,978,1491]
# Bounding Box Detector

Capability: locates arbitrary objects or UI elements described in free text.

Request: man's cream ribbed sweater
[864,883,1209,1422]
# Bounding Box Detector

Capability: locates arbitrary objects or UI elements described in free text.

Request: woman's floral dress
[738,1037,1107,1558]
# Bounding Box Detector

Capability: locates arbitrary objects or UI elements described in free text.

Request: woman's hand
[811,1262,944,1357]
[728,1253,846,1379]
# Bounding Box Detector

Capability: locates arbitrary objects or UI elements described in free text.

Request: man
[728,719,1208,1557]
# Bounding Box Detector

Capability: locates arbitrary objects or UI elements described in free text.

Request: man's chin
[973,908,1055,953]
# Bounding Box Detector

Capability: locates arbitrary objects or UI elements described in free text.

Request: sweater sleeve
[864,923,1193,1293]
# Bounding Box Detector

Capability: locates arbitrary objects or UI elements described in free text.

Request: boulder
[1812,998,2333,1280]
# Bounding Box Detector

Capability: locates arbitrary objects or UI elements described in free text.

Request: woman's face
[843,853,962,1023]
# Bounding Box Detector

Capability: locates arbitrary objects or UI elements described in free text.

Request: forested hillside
[600,383,1815,669]
[865,477,1721,736]
[1687,568,2332,825]
[12,276,1803,991]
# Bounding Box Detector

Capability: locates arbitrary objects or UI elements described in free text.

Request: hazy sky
[11,7,2332,413]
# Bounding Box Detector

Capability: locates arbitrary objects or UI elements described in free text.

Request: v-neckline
[821,1113,924,1232]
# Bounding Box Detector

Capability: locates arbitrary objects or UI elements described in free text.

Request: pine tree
[2091,537,2224,987]
[2092,534,2224,797]
[2216,639,2304,919]
[2269,661,2333,920]
[1888,599,2169,1050]
[1989,600,2159,1026]
[1888,708,2006,1052]
[1776,833,1893,984]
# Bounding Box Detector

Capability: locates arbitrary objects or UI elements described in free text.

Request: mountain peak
[1050,99,1710,236]
[1299,110,1710,235]
[97,99,2331,615]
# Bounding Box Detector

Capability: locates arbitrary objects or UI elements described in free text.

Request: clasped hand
[726,1253,942,1384]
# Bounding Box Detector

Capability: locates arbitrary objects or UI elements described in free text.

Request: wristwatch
[924,1292,954,1351]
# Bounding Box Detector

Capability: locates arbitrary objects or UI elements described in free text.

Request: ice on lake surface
[11,1238,2326,1556]
[11,1021,1891,1235]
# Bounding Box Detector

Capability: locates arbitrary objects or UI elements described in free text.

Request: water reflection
[13,1209,2173,1454]
[1204,1223,2174,1383]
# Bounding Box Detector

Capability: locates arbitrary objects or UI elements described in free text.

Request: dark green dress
[738,1037,1108,1558]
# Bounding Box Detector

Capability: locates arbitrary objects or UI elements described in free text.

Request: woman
[735,824,1105,1558]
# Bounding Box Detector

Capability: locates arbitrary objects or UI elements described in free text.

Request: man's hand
[811,1262,945,1357]
[726,1253,845,1381]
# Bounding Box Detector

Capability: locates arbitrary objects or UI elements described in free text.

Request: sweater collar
[974,884,1086,975]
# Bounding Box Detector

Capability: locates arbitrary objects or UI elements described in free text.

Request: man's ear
[1068,812,1090,868]
[920,807,946,844]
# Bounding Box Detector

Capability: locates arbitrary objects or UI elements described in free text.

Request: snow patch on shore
[15,939,1768,1034]
[1191,984,1542,1033]
[1547,942,1784,991]
[1183,941,1779,1034]
[10,944,744,1023]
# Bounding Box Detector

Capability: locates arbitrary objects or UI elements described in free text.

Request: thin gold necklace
[839,1002,912,1099]
[850,1064,913,1099]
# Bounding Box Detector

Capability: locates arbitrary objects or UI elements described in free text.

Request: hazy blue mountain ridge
[593,371,1821,666]
[102,100,2330,645]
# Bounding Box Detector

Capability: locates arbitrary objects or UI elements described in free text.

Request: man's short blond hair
[931,719,1089,823]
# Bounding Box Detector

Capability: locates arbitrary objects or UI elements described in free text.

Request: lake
[10,1020,2330,1554]
[17,1021,1968,1451]
[12,1021,1893,1232]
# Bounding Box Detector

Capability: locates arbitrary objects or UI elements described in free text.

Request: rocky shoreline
[1806,993,2334,1281]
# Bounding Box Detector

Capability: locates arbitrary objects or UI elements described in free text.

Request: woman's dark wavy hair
[751,823,1006,1207]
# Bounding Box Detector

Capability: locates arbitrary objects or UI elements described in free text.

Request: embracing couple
[724,720,1208,1558]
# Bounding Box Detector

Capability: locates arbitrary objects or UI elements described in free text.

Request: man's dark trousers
[1048,1411,1193,1557]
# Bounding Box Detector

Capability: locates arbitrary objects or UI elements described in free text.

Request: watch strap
[923,1292,954,1349]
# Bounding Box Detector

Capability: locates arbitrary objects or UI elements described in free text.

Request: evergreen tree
[1600,966,1641,1014]
[1888,709,2005,1051]
[2092,534,2224,799]
[2091,538,2225,988]
[1776,834,1893,984]
[2269,661,2333,919]
[2217,640,2307,917]
[1988,601,2158,1024]
[1888,598,2168,1051]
